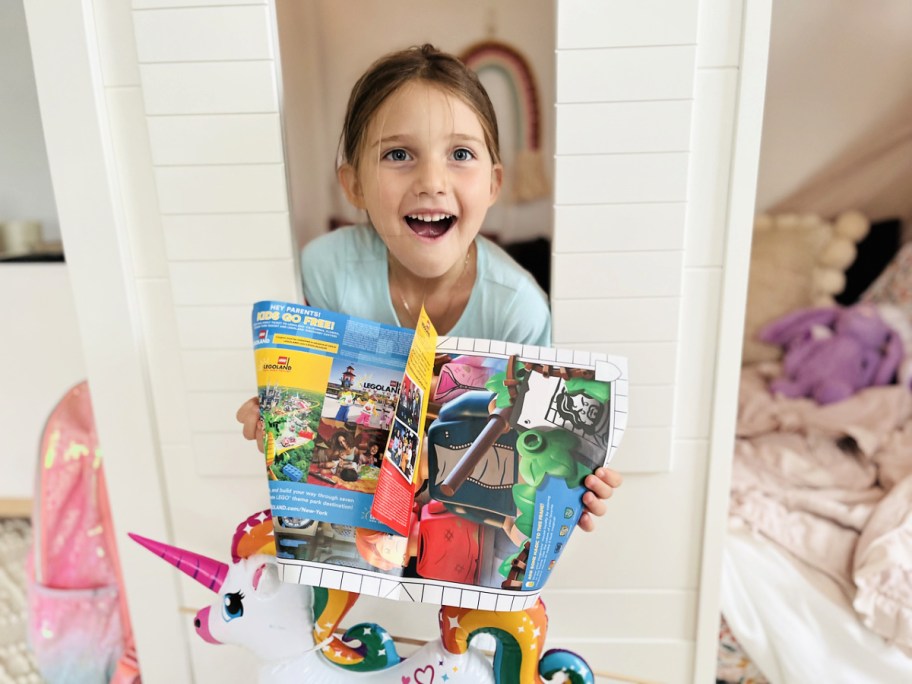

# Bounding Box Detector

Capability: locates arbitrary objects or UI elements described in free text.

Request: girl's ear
[338,164,366,209]
[488,163,504,205]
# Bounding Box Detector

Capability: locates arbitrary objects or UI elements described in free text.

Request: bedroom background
[723,1,912,682]
[0,0,801,682]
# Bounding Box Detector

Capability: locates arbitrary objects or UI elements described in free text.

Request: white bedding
[721,528,912,684]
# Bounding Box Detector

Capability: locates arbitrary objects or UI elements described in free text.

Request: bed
[719,212,912,683]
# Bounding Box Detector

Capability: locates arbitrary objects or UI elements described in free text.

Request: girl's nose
[414,158,447,195]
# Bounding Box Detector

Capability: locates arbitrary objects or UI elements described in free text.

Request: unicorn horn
[129,533,229,592]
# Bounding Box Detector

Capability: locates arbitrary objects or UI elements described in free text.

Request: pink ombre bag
[27,381,140,683]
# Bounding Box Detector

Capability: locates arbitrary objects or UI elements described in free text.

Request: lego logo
[258,330,267,339]
[278,356,288,365]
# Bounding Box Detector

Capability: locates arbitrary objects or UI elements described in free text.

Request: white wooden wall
[23,0,769,682]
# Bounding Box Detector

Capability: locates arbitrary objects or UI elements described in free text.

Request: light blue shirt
[300,225,551,346]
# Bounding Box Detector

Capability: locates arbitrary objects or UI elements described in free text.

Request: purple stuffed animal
[758,304,904,404]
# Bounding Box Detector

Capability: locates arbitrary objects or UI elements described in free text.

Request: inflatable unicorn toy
[130,510,594,684]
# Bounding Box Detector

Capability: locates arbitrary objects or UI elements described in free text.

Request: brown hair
[340,44,501,171]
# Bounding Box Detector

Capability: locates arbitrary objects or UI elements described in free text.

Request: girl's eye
[452,148,475,162]
[383,149,411,162]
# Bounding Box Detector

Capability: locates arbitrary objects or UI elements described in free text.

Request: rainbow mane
[231,510,393,670]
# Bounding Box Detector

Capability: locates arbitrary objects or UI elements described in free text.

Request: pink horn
[129,533,229,592]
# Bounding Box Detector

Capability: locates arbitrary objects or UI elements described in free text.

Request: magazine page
[425,336,627,606]
[371,307,437,536]
[252,303,628,611]
[252,301,413,540]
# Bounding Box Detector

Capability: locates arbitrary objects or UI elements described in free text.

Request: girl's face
[339,81,503,281]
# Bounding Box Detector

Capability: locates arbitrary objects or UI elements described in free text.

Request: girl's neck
[389,241,476,333]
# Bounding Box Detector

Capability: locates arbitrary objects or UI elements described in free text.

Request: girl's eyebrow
[370,133,486,149]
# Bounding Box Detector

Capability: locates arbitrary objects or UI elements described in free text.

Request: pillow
[742,211,870,364]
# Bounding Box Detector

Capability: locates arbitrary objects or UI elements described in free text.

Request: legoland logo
[258,330,267,340]
[262,355,292,372]
[363,382,395,393]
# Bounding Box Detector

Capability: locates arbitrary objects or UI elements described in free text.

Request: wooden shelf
[0,499,32,519]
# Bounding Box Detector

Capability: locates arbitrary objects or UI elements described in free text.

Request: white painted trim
[22,0,191,680]
[692,1,772,681]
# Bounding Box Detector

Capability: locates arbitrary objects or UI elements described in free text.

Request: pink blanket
[732,363,912,654]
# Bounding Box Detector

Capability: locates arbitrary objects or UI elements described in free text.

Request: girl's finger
[585,473,616,500]
[576,510,595,533]
[582,491,608,518]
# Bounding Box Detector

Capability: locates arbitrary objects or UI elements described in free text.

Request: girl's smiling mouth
[405,213,455,238]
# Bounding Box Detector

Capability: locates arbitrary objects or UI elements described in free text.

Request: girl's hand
[578,467,623,532]
[236,396,265,453]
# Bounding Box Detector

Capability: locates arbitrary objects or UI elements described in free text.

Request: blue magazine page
[252,300,414,536]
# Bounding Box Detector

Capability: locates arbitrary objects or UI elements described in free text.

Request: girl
[239,44,620,530]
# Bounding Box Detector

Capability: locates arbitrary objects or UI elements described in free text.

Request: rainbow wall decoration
[460,40,550,202]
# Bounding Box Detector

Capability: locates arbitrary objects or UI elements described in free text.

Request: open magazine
[251,300,627,611]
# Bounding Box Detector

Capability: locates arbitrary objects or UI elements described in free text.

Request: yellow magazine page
[371,307,437,536]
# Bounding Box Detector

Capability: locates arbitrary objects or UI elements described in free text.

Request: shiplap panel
[95,0,141,87]
[553,203,686,253]
[550,440,707,589]
[160,446,268,563]
[174,305,250,349]
[618,342,678,386]
[551,298,680,343]
[133,6,272,63]
[674,268,723,440]
[542,590,696,640]
[162,213,294,261]
[627,384,674,427]
[552,251,682,299]
[557,47,696,103]
[147,113,283,165]
[186,391,255,433]
[685,69,738,267]
[155,164,288,214]
[612,427,674,472]
[557,0,699,49]
[133,0,265,9]
[135,280,192,444]
[139,62,277,115]
[104,87,167,279]
[555,153,689,205]
[168,259,297,305]
[556,100,692,154]
[696,0,744,68]
[193,432,264,476]
[560,341,678,387]
[181,350,256,392]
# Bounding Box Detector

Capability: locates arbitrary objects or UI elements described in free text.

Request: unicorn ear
[251,560,281,596]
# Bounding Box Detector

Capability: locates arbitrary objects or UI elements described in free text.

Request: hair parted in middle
[339,43,502,171]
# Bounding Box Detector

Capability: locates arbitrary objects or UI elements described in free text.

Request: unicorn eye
[221,591,245,621]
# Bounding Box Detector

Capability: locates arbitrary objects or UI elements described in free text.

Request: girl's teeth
[408,213,450,222]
